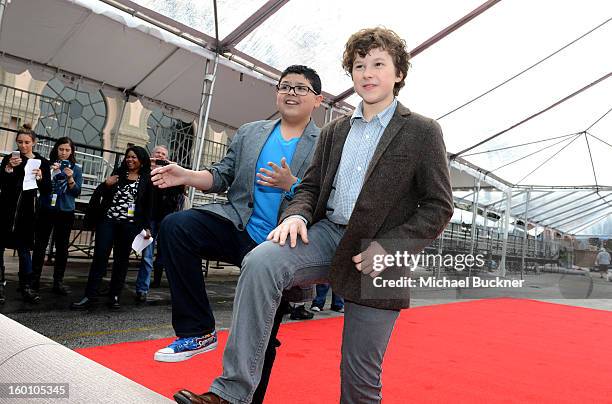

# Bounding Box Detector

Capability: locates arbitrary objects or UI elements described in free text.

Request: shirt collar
[350,98,398,128]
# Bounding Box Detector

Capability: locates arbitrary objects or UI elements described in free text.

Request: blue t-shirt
[246,123,299,244]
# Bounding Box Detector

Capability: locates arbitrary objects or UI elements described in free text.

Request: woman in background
[31,137,83,295]
[71,146,152,310]
[0,124,51,303]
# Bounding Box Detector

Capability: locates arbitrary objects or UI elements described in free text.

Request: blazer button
[238,224,244,230]
[248,202,253,208]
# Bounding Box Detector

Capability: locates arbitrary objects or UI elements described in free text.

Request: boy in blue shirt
[152,65,323,402]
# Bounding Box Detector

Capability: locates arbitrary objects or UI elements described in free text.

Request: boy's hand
[352,241,388,278]
[256,157,296,192]
[151,164,189,188]
[267,216,308,248]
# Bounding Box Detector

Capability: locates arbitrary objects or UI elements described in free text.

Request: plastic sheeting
[1,0,611,234]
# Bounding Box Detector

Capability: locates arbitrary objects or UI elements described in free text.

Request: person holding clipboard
[0,123,51,303]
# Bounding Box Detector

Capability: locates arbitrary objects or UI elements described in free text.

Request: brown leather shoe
[173,390,230,404]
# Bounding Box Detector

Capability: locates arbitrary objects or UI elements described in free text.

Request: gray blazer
[197,118,320,231]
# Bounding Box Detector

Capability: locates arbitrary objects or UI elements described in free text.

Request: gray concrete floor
[2,252,612,351]
[0,253,344,349]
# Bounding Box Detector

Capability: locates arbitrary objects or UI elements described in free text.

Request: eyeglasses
[276,83,318,96]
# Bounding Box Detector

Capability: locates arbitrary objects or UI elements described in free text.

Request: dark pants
[84,218,140,298]
[32,209,75,284]
[159,209,284,403]
[0,244,32,287]
[312,283,344,309]
[16,247,33,287]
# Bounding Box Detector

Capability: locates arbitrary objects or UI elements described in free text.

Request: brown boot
[173,390,230,404]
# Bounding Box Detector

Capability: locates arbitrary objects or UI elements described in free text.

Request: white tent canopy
[1,0,611,236]
[0,0,333,126]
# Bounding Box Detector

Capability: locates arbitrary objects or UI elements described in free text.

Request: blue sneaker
[154,331,218,362]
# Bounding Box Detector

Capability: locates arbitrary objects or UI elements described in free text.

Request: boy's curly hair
[342,27,410,96]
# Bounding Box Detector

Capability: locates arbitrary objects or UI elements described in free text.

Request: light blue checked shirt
[326,98,398,225]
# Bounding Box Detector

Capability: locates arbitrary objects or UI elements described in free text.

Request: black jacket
[0,152,52,249]
[151,185,184,222]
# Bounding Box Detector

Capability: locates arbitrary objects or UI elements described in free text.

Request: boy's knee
[241,246,269,276]
[241,243,287,282]
[159,211,187,240]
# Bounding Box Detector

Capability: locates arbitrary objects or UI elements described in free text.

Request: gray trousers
[210,219,400,404]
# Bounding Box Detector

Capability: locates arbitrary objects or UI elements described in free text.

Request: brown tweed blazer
[280,102,454,310]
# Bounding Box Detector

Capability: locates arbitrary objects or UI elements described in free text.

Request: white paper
[132,230,154,254]
[22,159,41,191]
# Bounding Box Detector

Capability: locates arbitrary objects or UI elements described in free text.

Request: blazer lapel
[323,118,351,190]
[246,119,278,195]
[289,119,319,176]
[362,104,411,184]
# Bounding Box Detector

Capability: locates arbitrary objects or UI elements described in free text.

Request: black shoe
[52,282,70,296]
[71,296,95,310]
[22,287,41,304]
[135,291,147,303]
[109,296,120,310]
[331,305,345,313]
[290,305,314,320]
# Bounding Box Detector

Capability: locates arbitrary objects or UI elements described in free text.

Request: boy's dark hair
[279,65,322,95]
[49,137,78,164]
[342,27,410,96]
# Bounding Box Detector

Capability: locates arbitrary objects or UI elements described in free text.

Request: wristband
[284,178,301,200]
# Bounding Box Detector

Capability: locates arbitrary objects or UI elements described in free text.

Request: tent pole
[324,104,333,124]
[534,223,539,258]
[189,54,219,204]
[520,190,531,279]
[436,226,445,278]
[111,93,129,168]
[469,180,480,255]
[499,189,512,276]
[0,0,7,42]
[469,179,480,275]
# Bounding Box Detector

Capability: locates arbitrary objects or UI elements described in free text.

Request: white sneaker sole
[154,341,218,363]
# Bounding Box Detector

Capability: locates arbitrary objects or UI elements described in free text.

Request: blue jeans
[159,209,257,337]
[312,283,344,309]
[84,218,140,298]
[135,220,160,293]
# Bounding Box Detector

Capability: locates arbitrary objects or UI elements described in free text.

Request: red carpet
[77,298,612,403]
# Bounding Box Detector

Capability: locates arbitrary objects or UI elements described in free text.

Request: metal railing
[0,84,67,153]
[428,222,563,273]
